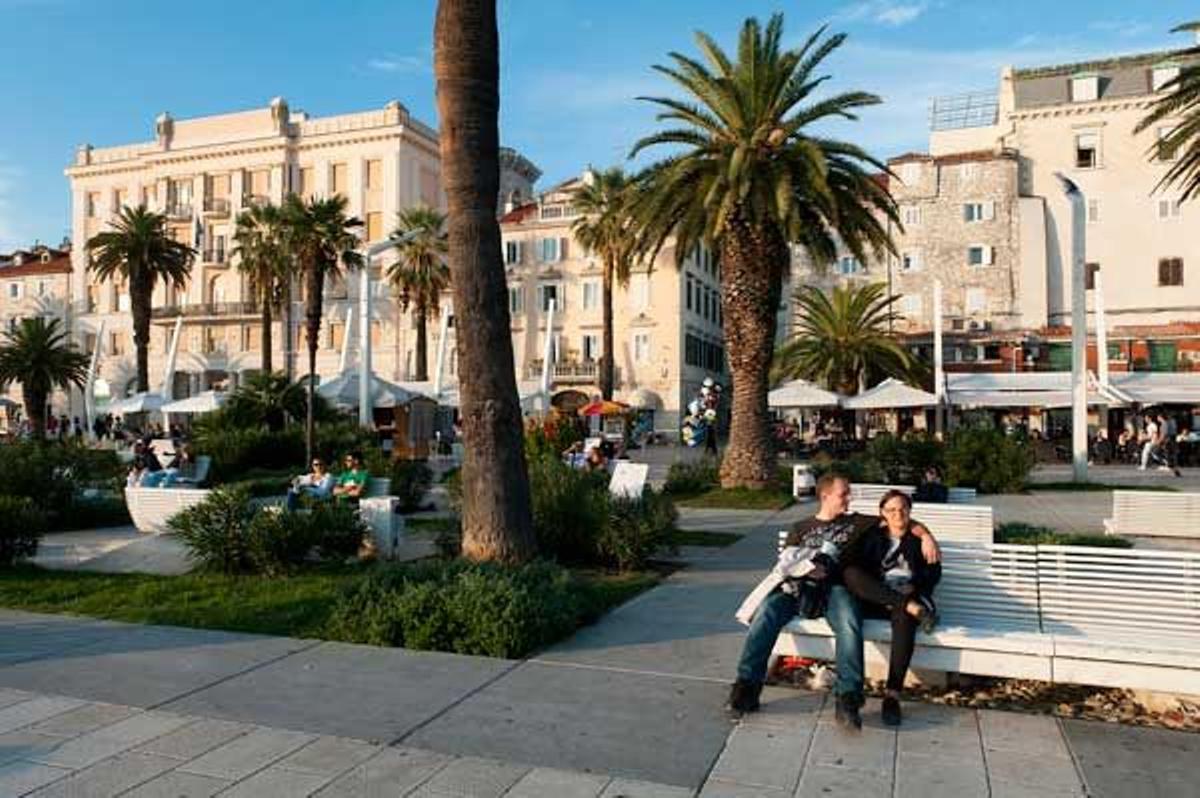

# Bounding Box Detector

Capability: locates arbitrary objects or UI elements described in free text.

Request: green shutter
[1048,343,1073,370]
[1149,341,1177,372]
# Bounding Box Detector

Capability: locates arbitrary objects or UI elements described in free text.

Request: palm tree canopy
[571,168,636,282]
[387,205,450,313]
[1135,22,1200,201]
[627,15,899,271]
[232,202,290,308]
[85,204,194,291]
[0,317,89,396]
[774,282,919,393]
[282,194,365,283]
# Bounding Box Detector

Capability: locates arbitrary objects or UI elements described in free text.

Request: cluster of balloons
[681,377,723,448]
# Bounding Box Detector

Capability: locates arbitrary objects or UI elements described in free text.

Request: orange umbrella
[577,399,629,417]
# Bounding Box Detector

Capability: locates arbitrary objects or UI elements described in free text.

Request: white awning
[943,370,1200,408]
[768,379,842,409]
[160,391,227,414]
[1109,372,1200,405]
[317,373,426,408]
[107,392,164,414]
[843,378,938,409]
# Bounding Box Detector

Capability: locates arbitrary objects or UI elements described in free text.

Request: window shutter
[983,246,994,265]
[984,201,995,221]
[559,238,569,260]
[1159,259,1170,285]
[963,205,972,222]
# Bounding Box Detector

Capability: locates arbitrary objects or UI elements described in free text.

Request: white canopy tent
[318,373,426,409]
[159,391,227,415]
[946,372,1121,408]
[842,378,938,410]
[107,392,165,415]
[768,379,842,409]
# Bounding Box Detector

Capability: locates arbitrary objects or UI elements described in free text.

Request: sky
[0,0,1196,251]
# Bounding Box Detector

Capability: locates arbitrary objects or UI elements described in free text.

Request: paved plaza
[3,501,1198,796]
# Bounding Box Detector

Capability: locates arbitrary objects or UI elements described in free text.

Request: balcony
[151,301,258,320]
[242,193,270,208]
[203,197,231,216]
[201,249,228,264]
[525,360,600,384]
[165,203,193,220]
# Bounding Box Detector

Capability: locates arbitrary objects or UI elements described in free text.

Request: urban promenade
[2,500,1196,797]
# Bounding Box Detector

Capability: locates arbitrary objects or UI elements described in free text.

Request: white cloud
[837,1,930,27]
[366,54,428,74]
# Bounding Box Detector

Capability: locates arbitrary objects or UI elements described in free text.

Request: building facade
[0,244,75,415]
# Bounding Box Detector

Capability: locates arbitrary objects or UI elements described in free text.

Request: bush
[60,496,131,531]
[858,433,944,485]
[0,442,124,528]
[527,454,610,564]
[663,459,720,494]
[599,492,679,571]
[386,460,433,512]
[0,496,46,566]
[193,420,376,483]
[524,413,584,462]
[169,487,258,574]
[945,428,1035,494]
[994,522,1133,548]
[324,559,586,657]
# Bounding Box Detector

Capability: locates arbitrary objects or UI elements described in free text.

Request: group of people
[285,452,370,510]
[126,440,199,488]
[729,474,943,729]
[562,440,620,473]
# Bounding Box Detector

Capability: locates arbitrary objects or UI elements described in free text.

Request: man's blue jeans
[734,585,864,700]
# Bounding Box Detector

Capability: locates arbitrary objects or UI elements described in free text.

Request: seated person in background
[132,440,165,487]
[286,457,335,510]
[562,441,587,470]
[159,445,198,487]
[332,451,370,501]
[912,465,949,504]
[583,446,608,473]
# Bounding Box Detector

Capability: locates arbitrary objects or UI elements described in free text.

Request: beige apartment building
[64,97,539,408]
[0,244,75,418]
[498,172,726,427]
[790,44,1200,374]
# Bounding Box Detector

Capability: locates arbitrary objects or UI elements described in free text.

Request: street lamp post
[360,235,417,427]
[1055,173,1089,482]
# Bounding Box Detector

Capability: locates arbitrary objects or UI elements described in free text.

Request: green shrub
[527,454,609,564]
[0,496,46,566]
[994,522,1133,548]
[306,502,370,560]
[169,487,258,573]
[0,442,124,528]
[808,452,868,483]
[600,492,679,571]
[945,428,1035,494]
[193,420,376,483]
[663,459,720,494]
[387,460,433,512]
[524,414,584,461]
[858,433,944,485]
[60,496,131,531]
[324,559,585,657]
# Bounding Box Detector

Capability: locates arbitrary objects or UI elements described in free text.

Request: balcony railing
[165,203,193,219]
[524,360,600,382]
[203,197,231,216]
[201,249,227,264]
[242,193,270,208]
[151,301,258,320]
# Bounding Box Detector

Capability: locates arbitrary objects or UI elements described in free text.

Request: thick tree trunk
[415,298,429,381]
[131,282,152,393]
[718,218,787,489]
[304,268,323,466]
[600,259,614,400]
[23,386,46,440]
[261,297,274,374]
[435,0,535,563]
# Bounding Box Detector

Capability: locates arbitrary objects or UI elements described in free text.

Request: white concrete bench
[852,483,977,505]
[1038,545,1200,694]
[125,487,212,535]
[1103,490,1200,538]
[848,499,994,544]
[774,543,1051,680]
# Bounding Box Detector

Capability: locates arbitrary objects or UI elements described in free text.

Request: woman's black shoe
[834,693,862,731]
[726,680,761,718]
[882,695,902,727]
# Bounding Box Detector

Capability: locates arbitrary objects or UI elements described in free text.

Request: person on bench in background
[332,451,370,503]
[842,490,941,727]
[286,457,336,511]
[728,475,941,730]
[913,465,949,503]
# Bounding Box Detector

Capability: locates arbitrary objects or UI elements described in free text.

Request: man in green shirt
[332,451,370,501]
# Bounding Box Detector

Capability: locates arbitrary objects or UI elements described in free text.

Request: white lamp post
[360,236,416,426]
[1055,173,1089,482]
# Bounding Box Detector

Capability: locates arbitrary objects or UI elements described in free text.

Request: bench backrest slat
[1110,490,1200,538]
[846,500,993,543]
[852,483,977,505]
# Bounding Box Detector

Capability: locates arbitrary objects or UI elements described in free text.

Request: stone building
[0,244,75,413]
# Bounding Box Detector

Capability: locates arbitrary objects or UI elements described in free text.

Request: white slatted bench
[847,499,994,544]
[773,543,1050,680]
[1103,490,1200,538]
[1038,545,1200,694]
[125,487,212,535]
[852,483,977,505]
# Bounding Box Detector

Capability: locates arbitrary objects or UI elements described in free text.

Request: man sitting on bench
[728,474,941,730]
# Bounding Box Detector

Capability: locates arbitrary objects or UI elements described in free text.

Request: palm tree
[435,0,536,563]
[1136,22,1200,201]
[571,168,634,400]
[775,283,918,395]
[224,371,323,432]
[627,15,898,488]
[0,318,89,438]
[232,202,290,373]
[281,194,363,463]
[86,205,195,392]
[387,205,450,381]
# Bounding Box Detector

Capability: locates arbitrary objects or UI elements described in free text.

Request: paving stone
[0,760,71,797]
[276,736,381,776]
[134,718,251,760]
[734,689,823,731]
[1061,718,1200,798]
[990,781,1086,798]
[796,763,892,795]
[177,727,314,780]
[313,747,452,797]
[894,751,989,798]
[978,710,1069,756]
[26,702,138,738]
[598,777,696,797]
[706,725,811,792]
[120,770,231,798]
[985,747,1085,793]
[807,722,896,775]
[25,750,178,797]
[697,780,788,797]
[0,689,33,710]
[0,731,65,767]
[501,766,611,798]
[0,696,86,735]
[217,766,334,797]
[32,710,190,769]
[408,755,529,797]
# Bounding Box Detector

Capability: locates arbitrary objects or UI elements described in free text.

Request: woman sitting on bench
[842,489,941,727]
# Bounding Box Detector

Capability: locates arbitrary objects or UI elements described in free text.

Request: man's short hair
[816,473,847,499]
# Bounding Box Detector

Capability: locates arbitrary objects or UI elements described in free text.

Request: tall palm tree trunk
[304,270,323,465]
[285,280,296,381]
[719,221,786,489]
[435,0,535,563]
[260,298,274,374]
[600,260,614,400]
[22,386,46,440]
[131,282,152,393]
[415,298,429,381]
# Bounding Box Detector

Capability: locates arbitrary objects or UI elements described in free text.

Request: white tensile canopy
[159,391,227,415]
[946,372,1124,408]
[842,378,938,410]
[107,392,164,415]
[318,373,426,409]
[1108,372,1200,406]
[768,378,842,409]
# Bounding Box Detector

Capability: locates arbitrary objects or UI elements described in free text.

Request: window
[86,285,99,313]
[114,189,128,213]
[1157,198,1182,220]
[6,283,21,300]
[85,192,100,217]
[1071,74,1099,103]
[965,287,987,314]
[685,275,694,312]
[897,162,920,185]
[508,285,524,315]
[963,201,994,222]
[141,185,157,206]
[959,163,980,182]
[504,240,523,265]
[837,256,862,275]
[1087,199,1100,223]
[629,274,649,312]
[582,334,600,362]
[365,212,384,242]
[633,332,650,363]
[582,279,600,310]
[537,284,560,312]
[297,167,314,197]
[1158,258,1184,287]
[1075,132,1099,169]
[244,325,261,352]
[902,205,921,226]
[330,163,348,196]
[110,331,126,356]
[900,250,922,272]
[1152,64,1180,92]
[537,237,567,263]
[967,245,993,267]
[1086,262,1100,291]
[1157,127,1179,162]
[37,280,49,297]
[365,159,383,190]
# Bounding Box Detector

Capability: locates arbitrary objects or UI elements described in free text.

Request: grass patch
[994,522,1133,548]
[1027,482,1180,493]
[673,487,794,511]
[667,529,743,548]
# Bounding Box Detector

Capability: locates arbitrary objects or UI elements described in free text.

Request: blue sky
[0,0,1195,250]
